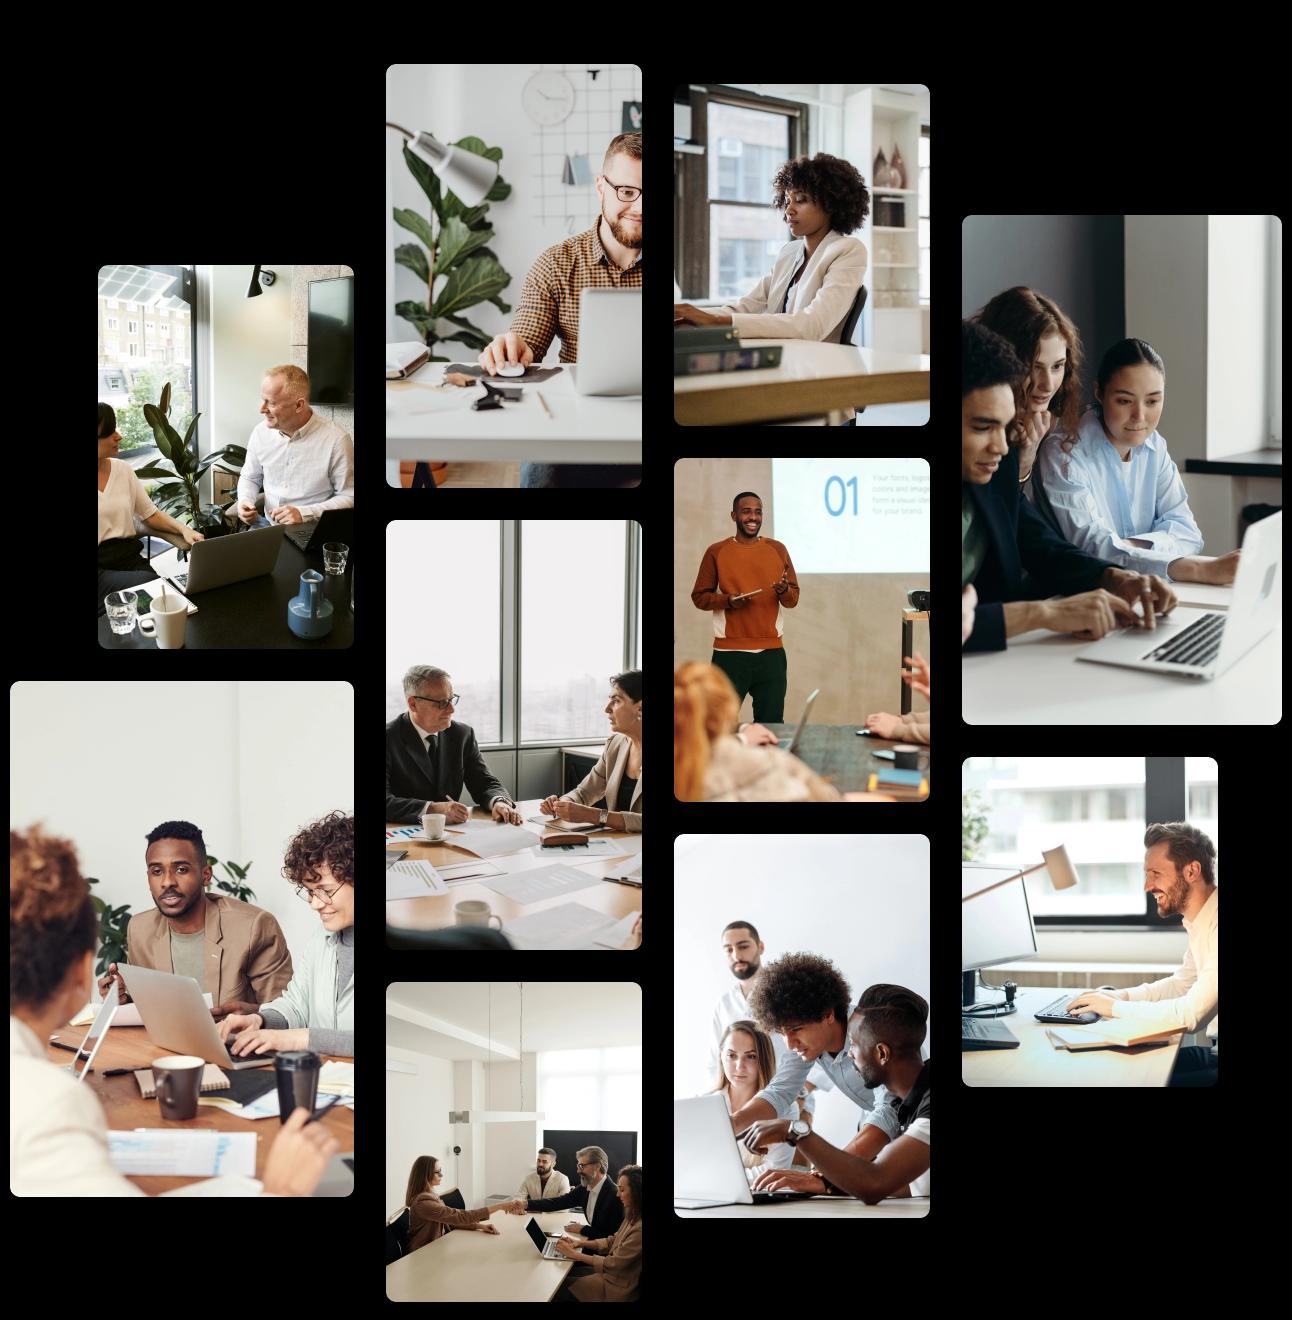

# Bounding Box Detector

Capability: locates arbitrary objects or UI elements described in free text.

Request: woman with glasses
[217,811,355,1059]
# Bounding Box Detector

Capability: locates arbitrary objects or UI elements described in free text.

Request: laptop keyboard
[1142,612,1225,667]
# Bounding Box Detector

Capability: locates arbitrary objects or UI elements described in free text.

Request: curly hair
[747,952,851,1033]
[972,287,1085,451]
[771,154,870,234]
[282,810,354,888]
[962,319,1025,399]
[11,826,98,1009]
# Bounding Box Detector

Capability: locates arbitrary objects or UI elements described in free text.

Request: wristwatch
[598,809,609,827]
[786,1118,811,1147]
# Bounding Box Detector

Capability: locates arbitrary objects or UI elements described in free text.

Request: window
[520,521,628,742]
[145,321,155,334]
[539,1046,642,1150]
[106,317,117,330]
[918,127,930,303]
[384,520,502,740]
[127,320,138,333]
[1186,758,1218,849]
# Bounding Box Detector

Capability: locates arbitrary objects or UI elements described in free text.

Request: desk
[674,342,930,425]
[676,1195,928,1218]
[763,725,929,799]
[962,588,1281,724]
[386,1208,586,1302]
[962,985,1182,1087]
[98,537,354,649]
[385,808,640,934]
[45,1023,353,1193]
[386,368,641,465]
[1185,449,1282,479]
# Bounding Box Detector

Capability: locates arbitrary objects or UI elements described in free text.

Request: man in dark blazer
[386,665,523,824]
[961,320,1177,652]
[517,1145,624,1241]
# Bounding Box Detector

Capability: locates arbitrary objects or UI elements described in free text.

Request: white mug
[138,596,188,649]
[422,812,446,841]
[455,900,502,930]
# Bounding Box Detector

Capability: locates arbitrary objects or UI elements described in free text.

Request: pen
[309,1094,344,1124]
[536,390,553,419]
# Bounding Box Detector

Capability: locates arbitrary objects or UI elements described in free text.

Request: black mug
[274,1050,321,1123]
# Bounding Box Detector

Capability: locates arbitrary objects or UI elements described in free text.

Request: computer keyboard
[1143,612,1224,667]
[1034,994,1098,1024]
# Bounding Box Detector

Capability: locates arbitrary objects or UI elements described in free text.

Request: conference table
[762,726,930,799]
[385,802,642,940]
[386,1208,588,1302]
[44,1019,354,1194]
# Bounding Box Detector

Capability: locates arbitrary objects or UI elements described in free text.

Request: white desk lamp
[385,122,497,208]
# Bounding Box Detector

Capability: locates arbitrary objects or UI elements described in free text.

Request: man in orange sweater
[690,491,801,722]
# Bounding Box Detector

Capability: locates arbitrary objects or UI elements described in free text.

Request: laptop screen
[72,996,118,1081]
[525,1217,554,1252]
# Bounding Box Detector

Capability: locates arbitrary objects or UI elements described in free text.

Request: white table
[962,585,1282,724]
[674,341,929,425]
[385,366,641,464]
[675,1195,928,1218]
[963,986,1182,1087]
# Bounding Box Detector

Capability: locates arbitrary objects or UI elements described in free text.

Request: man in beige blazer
[97,819,293,1016]
[517,1146,572,1202]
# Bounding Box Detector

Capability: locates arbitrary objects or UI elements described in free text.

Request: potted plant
[133,382,246,538]
[393,136,514,361]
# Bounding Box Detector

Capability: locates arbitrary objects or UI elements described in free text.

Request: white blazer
[723,230,868,342]
[518,1168,572,1200]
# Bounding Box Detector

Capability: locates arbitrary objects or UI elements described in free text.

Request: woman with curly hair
[217,810,354,1059]
[674,153,870,347]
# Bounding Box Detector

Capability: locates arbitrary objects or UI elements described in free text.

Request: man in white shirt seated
[517,1147,571,1203]
[235,364,353,536]
[1066,821,1218,1087]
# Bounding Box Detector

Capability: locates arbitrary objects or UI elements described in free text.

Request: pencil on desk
[536,390,553,419]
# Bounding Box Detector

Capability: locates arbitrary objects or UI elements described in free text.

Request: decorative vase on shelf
[288,569,333,639]
[872,147,891,188]
[890,145,906,189]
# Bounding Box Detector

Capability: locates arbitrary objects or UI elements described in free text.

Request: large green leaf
[215,444,247,465]
[133,460,179,482]
[430,253,511,322]
[452,136,503,163]
[486,294,513,315]
[160,382,171,416]
[142,403,173,460]
[393,207,437,253]
[402,142,443,219]
[485,175,511,204]
[440,314,491,350]
[436,215,493,273]
[183,412,200,451]
[395,243,430,283]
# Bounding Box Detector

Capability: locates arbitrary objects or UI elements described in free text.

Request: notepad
[482,864,602,906]
[1046,1021,1182,1051]
[108,1130,257,1177]
[135,1064,230,1098]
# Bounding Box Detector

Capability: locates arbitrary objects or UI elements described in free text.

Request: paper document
[77,990,211,1028]
[482,864,602,906]
[437,859,504,882]
[445,824,540,858]
[529,839,633,859]
[503,902,640,950]
[108,1130,257,1177]
[386,859,448,901]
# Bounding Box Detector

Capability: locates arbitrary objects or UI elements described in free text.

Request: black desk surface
[98,538,354,650]
[764,723,928,796]
[1184,449,1282,478]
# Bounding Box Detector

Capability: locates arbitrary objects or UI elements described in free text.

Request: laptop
[961,1015,1020,1050]
[283,505,354,554]
[116,963,278,1070]
[524,1215,570,1259]
[314,1152,355,1197]
[777,688,820,753]
[571,288,641,396]
[674,1093,844,1208]
[1077,510,1281,679]
[65,995,119,1080]
[162,523,285,594]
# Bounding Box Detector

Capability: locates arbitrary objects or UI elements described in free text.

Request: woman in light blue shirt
[1031,338,1240,585]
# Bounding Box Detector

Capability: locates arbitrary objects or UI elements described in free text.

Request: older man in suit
[385,665,523,825]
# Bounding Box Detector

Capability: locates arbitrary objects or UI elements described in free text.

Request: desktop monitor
[307,276,354,406]
[962,865,1037,1008]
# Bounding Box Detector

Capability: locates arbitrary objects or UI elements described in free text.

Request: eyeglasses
[413,693,459,711]
[603,178,641,204]
[293,880,349,905]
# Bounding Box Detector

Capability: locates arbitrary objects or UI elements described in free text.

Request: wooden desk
[762,726,929,799]
[386,1209,587,1302]
[674,342,930,425]
[386,809,641,933]
[676,1196,928,1218]
[45,1023,353,1193]
[962,985,1183,1087]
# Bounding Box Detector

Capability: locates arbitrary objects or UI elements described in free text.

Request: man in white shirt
[517,1147,571,1202]
[1066,821,1218,1087]
[236,364,353,529]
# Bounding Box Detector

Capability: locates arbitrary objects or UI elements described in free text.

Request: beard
[605,210,642,249]
[157,890,200,919]
[1155,876,1190,916]
[731,960,759,980]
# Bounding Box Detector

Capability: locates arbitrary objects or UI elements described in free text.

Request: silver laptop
[66,995,119,1080]
[524,1215,569,1259]
[571,288,641,395]
[1077,510,1281,679]
[314,1152,354,1197]
[777,688,820,753]
[116,963,277,1070]
[164,523,285,593]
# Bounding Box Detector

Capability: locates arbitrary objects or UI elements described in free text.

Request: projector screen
[771,458,929,574]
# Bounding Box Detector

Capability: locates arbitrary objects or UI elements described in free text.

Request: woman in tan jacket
[404,1155,524,1252]
[552,1164,642,1301]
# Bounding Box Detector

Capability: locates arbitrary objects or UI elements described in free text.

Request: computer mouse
[1071,1011,1099,1024]
[496,364,525,377]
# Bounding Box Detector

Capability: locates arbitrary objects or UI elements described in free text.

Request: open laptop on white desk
[570,288,641,396]
[1078,510,1280,679]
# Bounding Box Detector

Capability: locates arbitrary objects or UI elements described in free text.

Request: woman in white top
[708,1020,795,1183]
[98,402,203,613]
[10,824,337,1196]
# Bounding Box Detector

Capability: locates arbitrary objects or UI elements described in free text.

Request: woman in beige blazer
[541,670,642,831]
[403,1154,524,1251]
[552,1164,642,1301]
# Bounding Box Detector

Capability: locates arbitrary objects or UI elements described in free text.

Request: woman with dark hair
[674,153,869,345]
[552,1164,643,1301]
[540,670,643,831]
[1030,338,1239,585]
[10,825,336,1195]
[402,1154,524,1251]
[97,401,204,614]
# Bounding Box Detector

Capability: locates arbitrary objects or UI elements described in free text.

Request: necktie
[425,732,440,796]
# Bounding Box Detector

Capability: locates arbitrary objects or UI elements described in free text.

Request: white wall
[673,834,929,1151]
[1207,214,1272,459]
[9,681,352,965]
[386,1045,455,1215]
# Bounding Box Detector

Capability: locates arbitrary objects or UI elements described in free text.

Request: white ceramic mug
[455,900,502,930]
[138,596,187,649]
[422,812,446,841]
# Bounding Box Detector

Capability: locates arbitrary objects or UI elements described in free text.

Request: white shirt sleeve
[237,430,264,509]
[297,429,355,522]
[1110,940,1216,1034]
